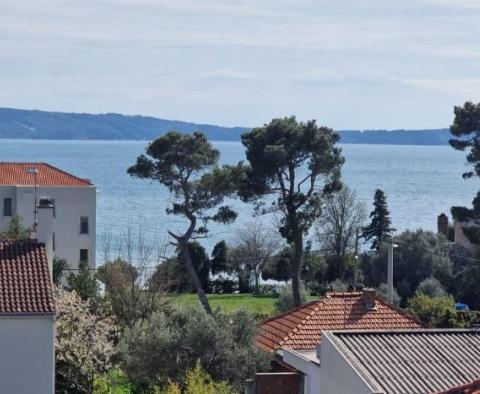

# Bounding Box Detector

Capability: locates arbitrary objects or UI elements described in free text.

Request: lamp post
[27,167,39,233]
[387,237,398,304]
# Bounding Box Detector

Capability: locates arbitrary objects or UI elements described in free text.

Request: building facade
[0,162,96,269]
[0,239,55,394]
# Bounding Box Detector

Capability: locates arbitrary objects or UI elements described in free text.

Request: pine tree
[362,189,395,251]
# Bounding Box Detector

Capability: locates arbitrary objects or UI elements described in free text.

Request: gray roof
[328,329,480,394]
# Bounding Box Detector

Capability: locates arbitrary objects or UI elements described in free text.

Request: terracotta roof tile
[434,379,480,394]
[257,291,422,352]
[0,162,92,187]
[0,240,55,314]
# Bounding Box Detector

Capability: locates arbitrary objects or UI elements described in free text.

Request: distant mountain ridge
[0,107,451,145]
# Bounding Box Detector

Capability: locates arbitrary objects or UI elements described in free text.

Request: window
[52,233,55,252]
[80,249,88,263]
[80,216,89,235]
[3,198,12,217]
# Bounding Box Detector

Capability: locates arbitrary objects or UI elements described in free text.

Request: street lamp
[27,167,39,232]
[387,237,399,304]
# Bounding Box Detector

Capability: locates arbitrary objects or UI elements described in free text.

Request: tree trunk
[291,233,304,307]
[179,242,213,315]
[254,270,260,295]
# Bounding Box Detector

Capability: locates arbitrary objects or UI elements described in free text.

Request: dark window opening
[80,216,89,235]
[80,249,88,263]
[3,198,12,217]
[52,233,56,252]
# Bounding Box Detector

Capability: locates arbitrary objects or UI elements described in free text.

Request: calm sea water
[0,140,477,261]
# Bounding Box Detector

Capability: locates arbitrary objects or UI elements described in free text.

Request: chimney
[35,197,55,282]
[362,288,377,310]
[437,213,449,237]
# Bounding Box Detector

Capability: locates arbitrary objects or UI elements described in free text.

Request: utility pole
[387,237,394,304]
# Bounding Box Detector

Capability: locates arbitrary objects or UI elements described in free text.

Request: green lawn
[171,293,318,317]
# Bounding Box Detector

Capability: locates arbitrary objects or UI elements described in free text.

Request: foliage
[163,361,236,394]
[117,307,271,390]
[240,116,343,306]
[361,189,395,251]
[275,285,306,313]
[230,221,281,294]
[316,186,366,278]
[128,131,244,314]
[376,283,401,306]
[151,242,210,293]
[406,294,461,328]
[0,214,31,240]
[415,276,447,298]
[98,258,169,329]
[452,257,480,310]
[53,257,68,285]
[360,230,452,302]
[54,287,117,394]
[326,279,350,293]
[67,260,99,301]
[211,241,230,275]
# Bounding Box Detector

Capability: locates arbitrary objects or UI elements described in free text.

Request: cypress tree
[362,189,395,251]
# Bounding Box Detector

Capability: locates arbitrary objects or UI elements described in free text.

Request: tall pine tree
[362,189,395,251]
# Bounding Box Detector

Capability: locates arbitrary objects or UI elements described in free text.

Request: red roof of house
[434,380,480,394]
[0,162,92,187]
[0,240,55,314]
[257,291,422,352]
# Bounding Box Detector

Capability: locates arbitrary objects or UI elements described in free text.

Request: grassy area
[171,293,318,317]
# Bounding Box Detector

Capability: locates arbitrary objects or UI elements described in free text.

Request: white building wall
[0,315,55,394]
[0,185,96,269]
[283,350,321,394]
[318,336,378,394]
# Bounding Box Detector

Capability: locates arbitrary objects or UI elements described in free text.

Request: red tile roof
[434,380,480,394]
[0,162,92,186]
[257,291,422,352]
[0,240,55,314]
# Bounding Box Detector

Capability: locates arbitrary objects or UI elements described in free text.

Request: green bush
[117,307,271,391]
[275,285,306,313]
[406,294,461,328]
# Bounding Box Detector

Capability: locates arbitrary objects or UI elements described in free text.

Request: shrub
[54,287,117,394]
[376,283,401,306]
[117,307,271,391]
[406,294,461,328]
[275,285,306,313]
[163,361,236,394]
[415,276,447,298]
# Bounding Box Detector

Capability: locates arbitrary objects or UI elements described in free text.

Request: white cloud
[203,69,258,81]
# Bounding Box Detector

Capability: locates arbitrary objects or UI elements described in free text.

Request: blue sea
[0,140,477,263]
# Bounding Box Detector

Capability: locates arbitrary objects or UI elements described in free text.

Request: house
[0,239,55,394]
[257,289,421,353]
[0,162,96,269]
[288,329,480,394]
[251,290,421,394]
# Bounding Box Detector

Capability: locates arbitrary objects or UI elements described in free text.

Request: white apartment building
[0,162,96,269]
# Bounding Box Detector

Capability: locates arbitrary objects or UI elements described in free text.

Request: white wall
[0,315,55,394]
[0,185,96,269]
[318,335,379,394]
[283,336,382,394]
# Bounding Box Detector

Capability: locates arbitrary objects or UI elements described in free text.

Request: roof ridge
[37,162,92,185]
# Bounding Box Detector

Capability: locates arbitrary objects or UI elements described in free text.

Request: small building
[0,239,55,394]
[252,290,422,394]
[0,162,96,269]
[297,329,480,394]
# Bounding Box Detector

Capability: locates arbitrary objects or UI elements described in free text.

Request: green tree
[0,214,31,240]
[449,102,480,244]
[67,260,99,301]
[128,132,243,314]
[117,308,270,391]
[361,189,395,251]
[360,230,452,302]
[406,294,461,328]
[210,241,230,275]
[53,257,68,285]
[415,276,447,298]
[240,116,343,306]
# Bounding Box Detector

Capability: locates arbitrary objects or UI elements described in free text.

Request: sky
[1,0,480,129]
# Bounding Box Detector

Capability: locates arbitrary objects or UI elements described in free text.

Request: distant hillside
[0,107,451,144]
[0,107,248,141]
